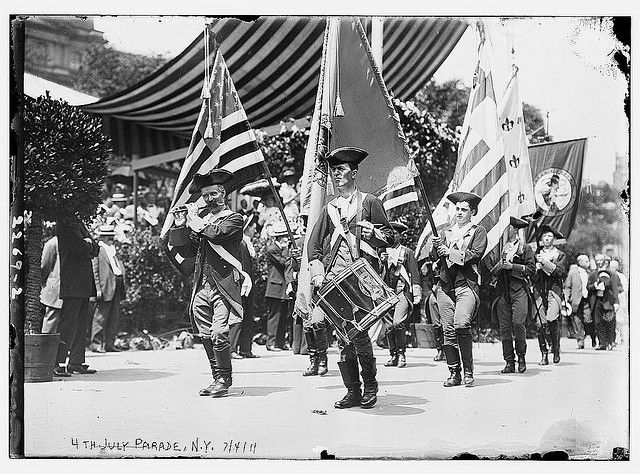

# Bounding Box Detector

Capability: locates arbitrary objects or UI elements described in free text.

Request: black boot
[317,351,328,376]
[384,352,399,367]
[433,348,446,361]
[442,345,462,387]
[397,350,406,368]
[199,338,219,396]
[550,320,561,363]
[335,359,362,409]
[358,355,378,408]
[210,345,232,397]
[501,339,515,366]
[458,330,474,387]
[395,328,407,368]
[517,354,527,373]
[302,354,319,376]
[501,361,516,374]
[384,328,398,366]
[433,326,445,360]
[539,352,549,365]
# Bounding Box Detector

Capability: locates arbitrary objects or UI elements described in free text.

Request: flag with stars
[161,46,265,274]
[416,22,509,270]
[499,67,536,219]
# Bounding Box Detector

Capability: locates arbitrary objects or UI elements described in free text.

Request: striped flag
[416,22,509,269]
[296,18,419,317]
[499,67,536,219]
[160,45,266,274]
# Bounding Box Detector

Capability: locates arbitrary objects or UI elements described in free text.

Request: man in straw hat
[491,216,536,374]
[432,191,487,388]
[169,169,251,398]
[89,224,126,353]
[379,221,422,369]
[307,147,394,409]
[532,224,568,365]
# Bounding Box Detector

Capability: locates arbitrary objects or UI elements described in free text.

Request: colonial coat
[307,190,394,278]
[494,239,536,296]
[532,246,568,299]
[382,244,422,308]
[431,222,488,296]
[169,208,245,327]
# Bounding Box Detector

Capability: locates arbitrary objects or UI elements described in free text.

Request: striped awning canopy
[82,16,468,160]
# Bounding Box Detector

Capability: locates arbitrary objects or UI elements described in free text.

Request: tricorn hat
[189,169,234,194]
[389,221,409,233]
[538,224,564,240]
[446,191,482,209]
[510,216,529,229]
[326,147,368,167]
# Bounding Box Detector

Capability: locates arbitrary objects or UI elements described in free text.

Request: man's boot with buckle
[442,345,462,387]
[501,361,516,374]
[334,359,362,409]
[199,338,219,396]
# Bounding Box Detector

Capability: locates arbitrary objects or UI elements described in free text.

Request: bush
[118,229,191,332]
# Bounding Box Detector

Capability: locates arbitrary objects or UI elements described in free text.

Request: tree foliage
[118,229,192,332]
[73,43,168,98]
[24,93,112,221]
[256,127,310,180]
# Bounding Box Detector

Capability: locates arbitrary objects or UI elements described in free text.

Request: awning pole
[371,17,384,72]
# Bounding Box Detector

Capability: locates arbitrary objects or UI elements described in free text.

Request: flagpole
[260,161,298,249]
[414,172,440,240]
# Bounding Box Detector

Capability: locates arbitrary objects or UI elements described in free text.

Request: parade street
[24,342,628,460]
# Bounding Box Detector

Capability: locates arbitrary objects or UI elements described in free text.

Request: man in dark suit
[90,224,126,353]
[55,214,100,376]
[264,224,293,351]
[169,169,250,397]
[432,192,488,388]
[587,254,619,351]
[492,216,536,374]
[306,147,394,409]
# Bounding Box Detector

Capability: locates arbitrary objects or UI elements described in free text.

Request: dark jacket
[587,269,619,313]
[307,191,394,275]
[168,208,245,322]
[533,246,567,298]
[57,218,100,299]
[265,242,290,300]
[382,245,421,308]
[431,223,488,295]
[495,241,536,295]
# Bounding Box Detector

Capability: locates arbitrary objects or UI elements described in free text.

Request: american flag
[416,22,509,268]
[161,47,265,274]
[378,173,420,214]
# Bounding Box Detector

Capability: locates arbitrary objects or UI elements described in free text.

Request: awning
[25,72,99,105]
[82,16,468,160]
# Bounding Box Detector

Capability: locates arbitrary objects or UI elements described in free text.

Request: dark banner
[526,138,587,242]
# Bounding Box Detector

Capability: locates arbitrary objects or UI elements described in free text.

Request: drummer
[307,146,394,409]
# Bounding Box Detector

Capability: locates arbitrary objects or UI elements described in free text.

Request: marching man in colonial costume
[492,216,536,374]
[380,221,422,368]
[432,192,487,388]
[533,224,568,365]
[169,169,251,398]
[307,147,394,409]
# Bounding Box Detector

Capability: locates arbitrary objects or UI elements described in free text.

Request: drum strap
[326,191,372,268]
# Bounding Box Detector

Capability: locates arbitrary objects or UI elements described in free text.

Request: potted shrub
[23,93,111,382]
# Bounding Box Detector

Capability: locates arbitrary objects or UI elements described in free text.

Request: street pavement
[24,339,629,460]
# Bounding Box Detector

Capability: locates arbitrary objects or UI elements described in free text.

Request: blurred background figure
[40,221,62,334]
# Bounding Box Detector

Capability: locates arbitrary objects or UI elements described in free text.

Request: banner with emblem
[499,67,536,219]
[525,138,588,242]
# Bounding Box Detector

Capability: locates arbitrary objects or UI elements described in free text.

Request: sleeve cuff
[309,260,325,280]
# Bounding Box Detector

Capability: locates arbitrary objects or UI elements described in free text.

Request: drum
[314,258,399,344]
